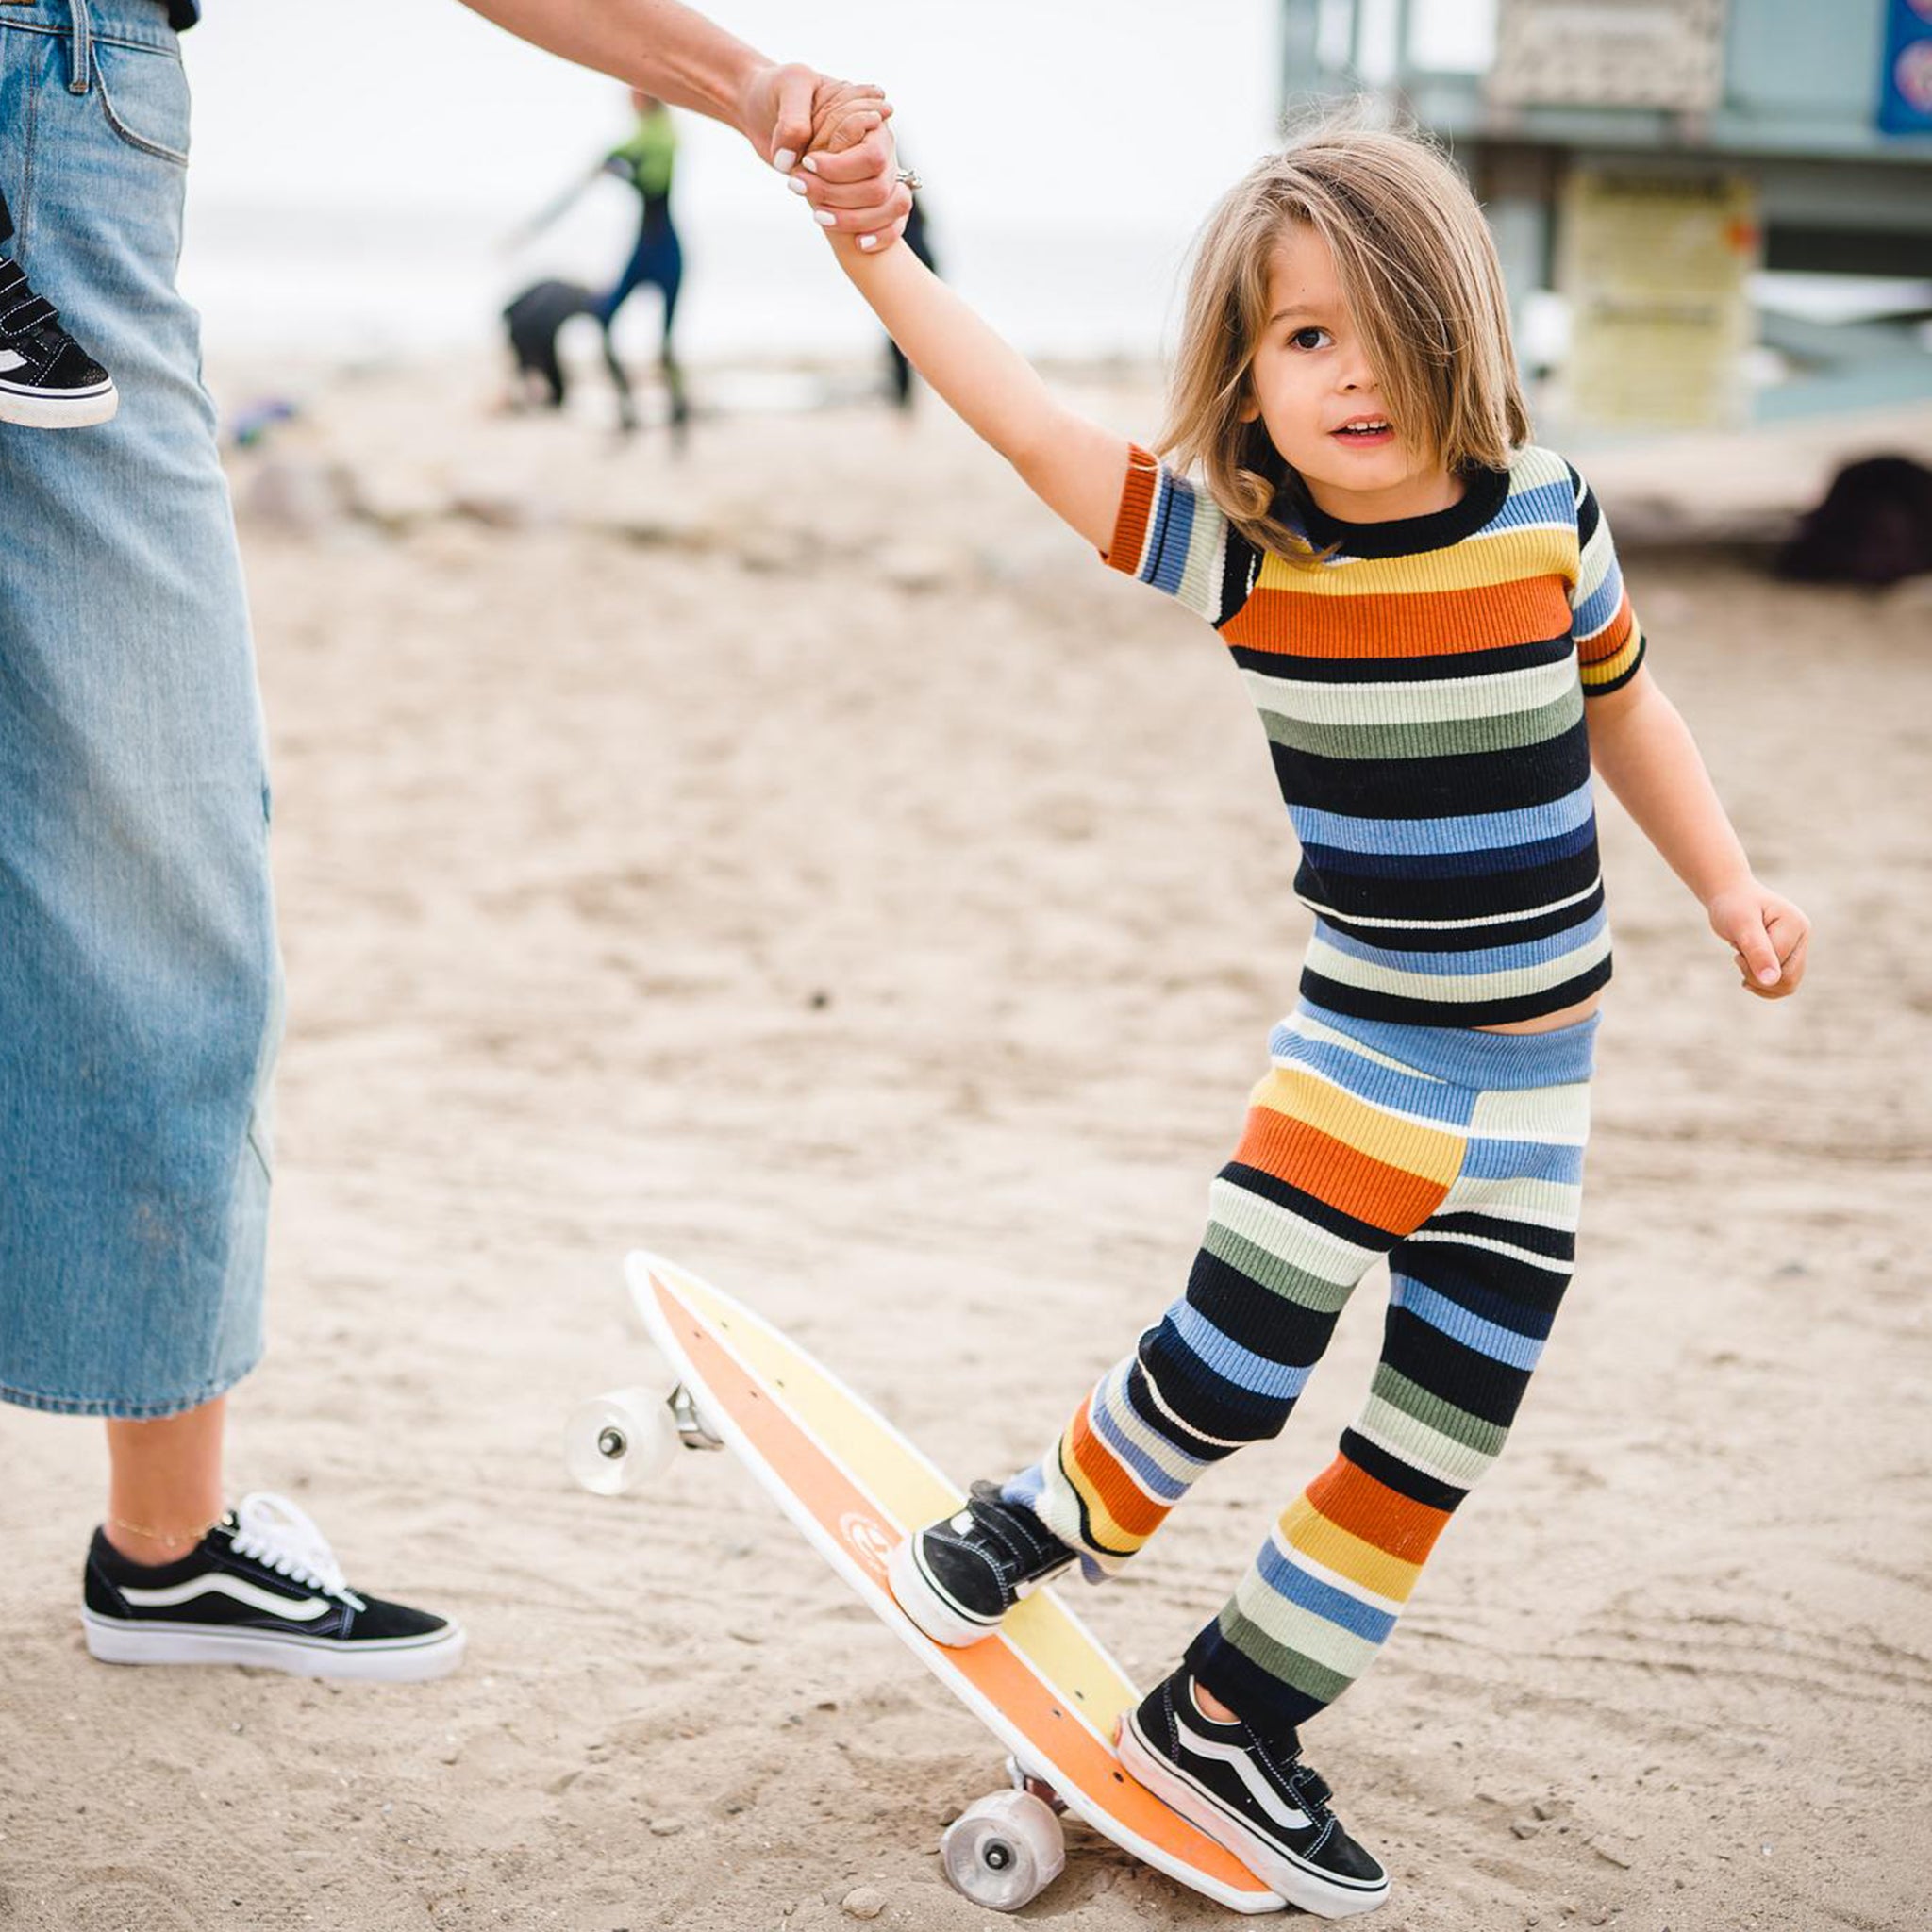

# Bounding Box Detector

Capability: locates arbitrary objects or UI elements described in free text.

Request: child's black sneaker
[888,1479,1077,1646]
[1118,1668,1390,1919]
[82,1492,465,1683]
[0,254,117,429]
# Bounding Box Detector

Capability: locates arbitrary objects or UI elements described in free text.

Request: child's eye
[1289,326,1332,351]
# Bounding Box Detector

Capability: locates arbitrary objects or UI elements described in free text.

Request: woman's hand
[1707,881,1811,999]
[738,64,909,245]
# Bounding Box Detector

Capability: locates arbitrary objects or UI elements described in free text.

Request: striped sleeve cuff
[1102,444,1254,626]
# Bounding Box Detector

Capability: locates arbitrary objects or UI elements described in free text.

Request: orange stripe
[1305,1455,1452,1565]
[1066,1396,1169,1543]
[1103,445,1159,576]
[1234,1108,1450,1235]
[1577,589,1635,663]
[1225,578,1574,658]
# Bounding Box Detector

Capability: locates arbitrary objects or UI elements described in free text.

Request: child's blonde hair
[1160,107,1530,559]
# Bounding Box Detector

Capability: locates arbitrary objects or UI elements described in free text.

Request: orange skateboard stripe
[654,1280,1274,1898]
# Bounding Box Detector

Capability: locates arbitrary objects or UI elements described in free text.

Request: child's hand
[788,83,910,248]
[1707,881,1810,1000]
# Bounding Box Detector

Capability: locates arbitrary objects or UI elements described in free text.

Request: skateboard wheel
[564,1386,679,1496]
[940,1790,1065,1911]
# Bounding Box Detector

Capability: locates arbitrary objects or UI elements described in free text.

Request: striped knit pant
[1003,1000,1596,1739]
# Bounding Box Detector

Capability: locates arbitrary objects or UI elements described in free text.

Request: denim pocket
[93,39,189,166]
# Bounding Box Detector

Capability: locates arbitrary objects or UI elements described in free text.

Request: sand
[2,367,1929,1932]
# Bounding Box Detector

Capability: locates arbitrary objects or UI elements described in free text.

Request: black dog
[502,278,638,433]
[1777,455,1932,587]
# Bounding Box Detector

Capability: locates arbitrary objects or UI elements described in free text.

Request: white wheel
[565,1386,678,1496]
[940,1790,1066,1912]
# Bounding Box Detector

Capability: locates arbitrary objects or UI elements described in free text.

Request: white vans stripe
[120,1574,334,1621]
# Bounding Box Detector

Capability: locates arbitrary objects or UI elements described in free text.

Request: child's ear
[1237,388,1261,425]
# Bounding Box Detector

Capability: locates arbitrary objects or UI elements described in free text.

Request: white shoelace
[229,1492,367,1611]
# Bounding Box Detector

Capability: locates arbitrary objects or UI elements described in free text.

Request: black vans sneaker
[888,1480,1078,1647]
[0,254,117,429]
[82,1492,465,1683]
[1118,1668,1390,1919]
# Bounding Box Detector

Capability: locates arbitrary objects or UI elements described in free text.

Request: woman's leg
[104,1396,227,1564]
[1007,1009,1477,1574]
[1187,1068,1591,1735]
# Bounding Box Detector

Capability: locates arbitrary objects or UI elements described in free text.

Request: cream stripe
[1468,1084,1593,1140]
[1400,1228,1574,1274]
[1230,1568,1387,1678]
[1352,1400,1500,1491]
[1242,655,1576,728]
[1304,925,1611,1003]
[1094,1370,1212,1491]
[1209,1180,1384,1286]
[1440,1174,1583,1228]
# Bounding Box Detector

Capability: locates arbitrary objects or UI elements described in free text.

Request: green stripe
[1259,688,1582,762]
[1368,1366,1509,1458]
[1216,1607,1355,1706]
[1203,1221,1357,1315]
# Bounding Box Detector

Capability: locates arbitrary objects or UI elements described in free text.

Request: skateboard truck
[669,1382,724,1452]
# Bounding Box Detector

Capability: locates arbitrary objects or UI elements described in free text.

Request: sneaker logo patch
[838,1511,893,1583]
[0,350,25,374]
[121,1574,334,1622]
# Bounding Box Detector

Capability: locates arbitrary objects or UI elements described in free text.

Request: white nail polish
[787,175,808,196]
[773,148,797,173]
[858,233,877,251]
[802,155,820,175]
[814,209,837,227]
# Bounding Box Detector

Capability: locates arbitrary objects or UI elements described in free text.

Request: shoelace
[227,1492,367,1610]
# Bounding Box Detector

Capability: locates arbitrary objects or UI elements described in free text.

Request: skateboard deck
[622,1249,1283,1914]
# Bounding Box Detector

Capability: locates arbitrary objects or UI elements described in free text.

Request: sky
[171,2,1492,364]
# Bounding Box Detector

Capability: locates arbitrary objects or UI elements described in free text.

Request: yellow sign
[1557,170,1760,429]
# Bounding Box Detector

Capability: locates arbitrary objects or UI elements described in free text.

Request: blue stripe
[1313,906,1607,978]
[1573,558,1624,637]
[1397,1266,1558,1341]
[1457,1137,1587,1185]
[1253,1539,1399,1642]
[1166,1305,1315,1401]
[1301,819,1598,880]
[1391,1276,1546,1369]
[1090,1379,1195,1501]
[1268,1031,1475,1126]
[1289,783,1596,857]
[1146,475,1197,598]
[1489,475,1576,533]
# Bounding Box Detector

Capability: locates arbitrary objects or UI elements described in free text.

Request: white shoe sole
[82,1608,467,1683]
[887,1538,1003,1649]
[1117,1713,1391,1919]
[0,379,119,429]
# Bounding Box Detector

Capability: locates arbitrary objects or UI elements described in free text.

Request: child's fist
[1707,882,1810,1000]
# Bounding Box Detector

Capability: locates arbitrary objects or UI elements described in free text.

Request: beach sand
[2,369,1929,1931]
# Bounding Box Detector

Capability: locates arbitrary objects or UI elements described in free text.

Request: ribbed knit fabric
[1003,1000,1594,1738]
[1106,444,1644,1027]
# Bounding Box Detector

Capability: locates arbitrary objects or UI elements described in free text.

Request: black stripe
[1313,882,1606,955]
[1268,720,1593,819]
[1412,1212,1577,1265]
[1294,845,1603,923]
[1378,1313,1531,1429]
[1339,1427,1469,1511]
[1177,1249,1347,1368]
[1227,630,1574,686]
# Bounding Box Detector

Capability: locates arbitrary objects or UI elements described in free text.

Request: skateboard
[565,1250,1283,1915]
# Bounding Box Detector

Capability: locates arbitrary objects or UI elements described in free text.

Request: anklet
[108,1507,224,1547]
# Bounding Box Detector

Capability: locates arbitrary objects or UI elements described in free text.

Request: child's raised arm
[818,225,1131,553]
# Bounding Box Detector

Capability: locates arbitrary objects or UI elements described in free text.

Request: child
[0,186,116,428]
[798,115,1810,1917]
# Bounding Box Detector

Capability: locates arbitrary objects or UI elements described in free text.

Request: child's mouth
[1331,420,1394,448]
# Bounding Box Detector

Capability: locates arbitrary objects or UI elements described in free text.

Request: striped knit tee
[1106,442,1645,1028]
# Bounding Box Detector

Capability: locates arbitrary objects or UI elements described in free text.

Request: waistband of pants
[1291,997,1600,1091]
[0,0,177,58]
